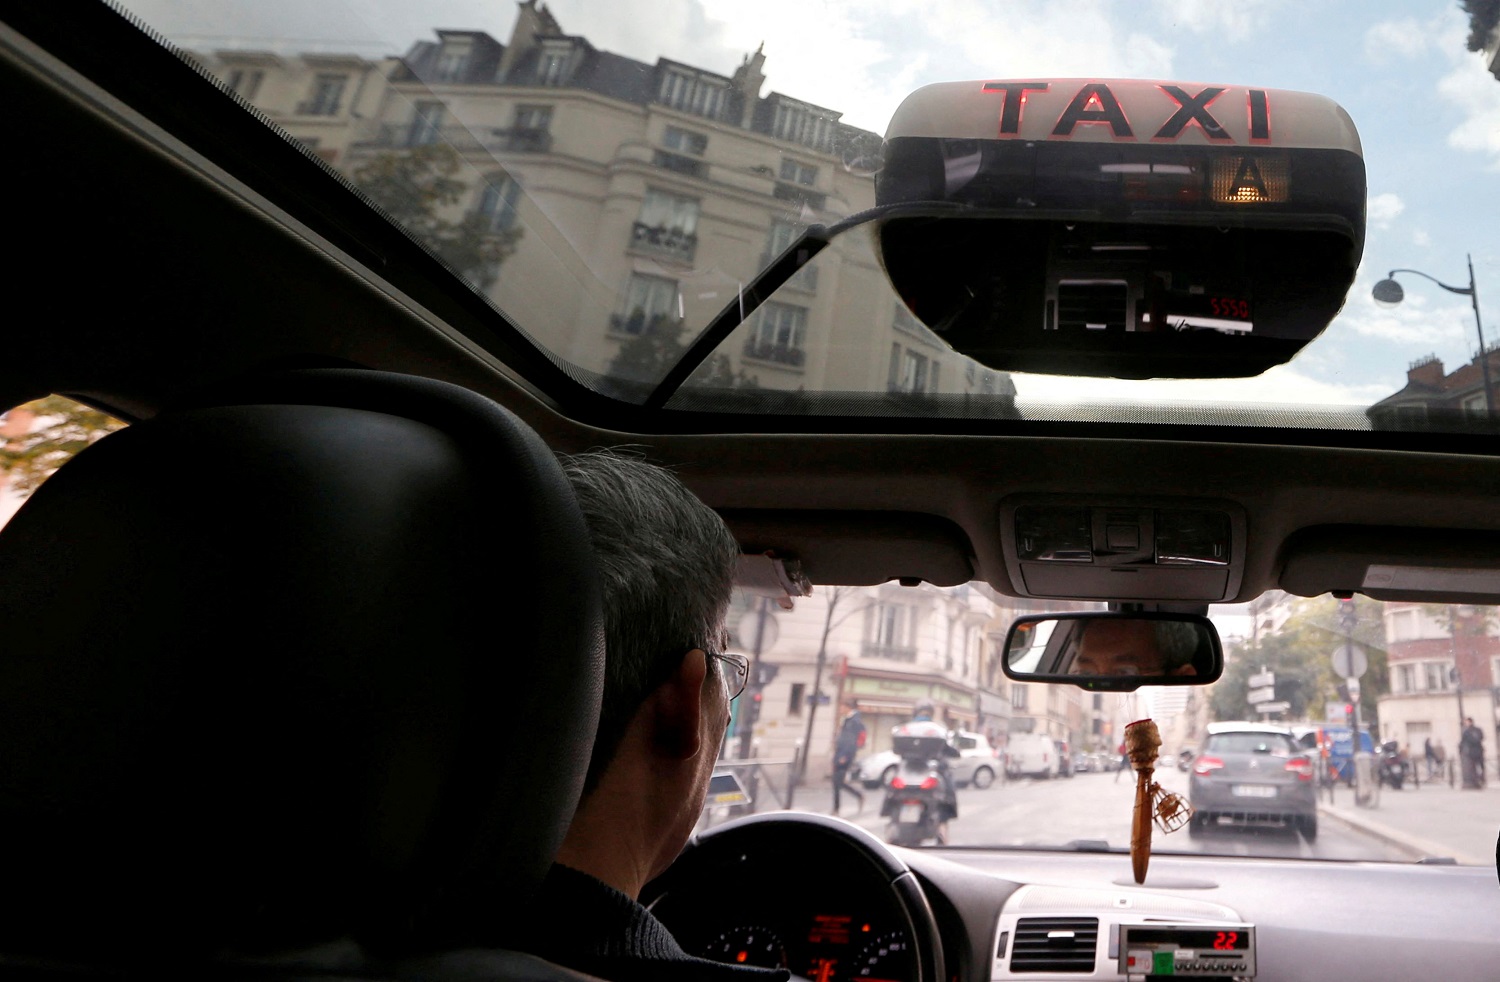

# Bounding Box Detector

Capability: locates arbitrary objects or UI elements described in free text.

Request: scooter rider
[909,701,959,825]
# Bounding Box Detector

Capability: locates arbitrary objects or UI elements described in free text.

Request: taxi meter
[875,80,1365,378]
[1119,924,1256,978]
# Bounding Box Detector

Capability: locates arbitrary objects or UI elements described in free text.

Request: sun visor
[1280,526,1500,602]
[723,511,975,587]
[875,79,1365,379]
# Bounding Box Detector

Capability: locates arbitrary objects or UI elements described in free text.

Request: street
[759,766,1415,862]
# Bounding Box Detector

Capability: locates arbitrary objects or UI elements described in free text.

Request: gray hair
[1153,620,1202,671]
[556,449,739,793]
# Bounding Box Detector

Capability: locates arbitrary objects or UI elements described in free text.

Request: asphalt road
[830,766,1413,861]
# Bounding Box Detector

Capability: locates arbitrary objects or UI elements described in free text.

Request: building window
[612,273,679,336]
[406,100,446,147]
[1492,656,1500,687]
[1386,606,1446,642]
[300,73,346,116]
[1011,684,1029,710]
[434,40,472,82]
[657,67,727,119]
[1394,663,1417,694]
[663,126,708,156]
[507,105,553,152]
[771,99,836,151]
[475,174,521,232]
[745,302,808,368]
[537,42,573,86]
[225,68,264,101]
[1423,660,1453,691]
[779,158,817,186]
[789,682,805,717]
[863,602,916,661]
[889,347,938,394]
[761,219,819,291]
[631,189,699,262]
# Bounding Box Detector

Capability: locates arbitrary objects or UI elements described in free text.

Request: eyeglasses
[706,651,750,700]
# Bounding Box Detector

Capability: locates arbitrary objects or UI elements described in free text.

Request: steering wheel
[643,812,946,982]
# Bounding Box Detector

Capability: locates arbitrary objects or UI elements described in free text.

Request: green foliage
[0,396,126,497]
[349,144,521,291]
[605,314,760,393]
[1213,595,1388,731]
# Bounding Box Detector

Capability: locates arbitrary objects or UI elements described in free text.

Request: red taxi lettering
[980,81,1273,143]
[1154,85,1229,140]
[1052,82,1133,138]
[1248,89,1270,140]
[981,81,1050,135]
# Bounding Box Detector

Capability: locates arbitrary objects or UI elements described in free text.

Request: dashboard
[647,813,1500,982]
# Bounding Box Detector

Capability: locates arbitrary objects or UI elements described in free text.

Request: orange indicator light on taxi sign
[1211,155,1289,203]
[736,952,747,963]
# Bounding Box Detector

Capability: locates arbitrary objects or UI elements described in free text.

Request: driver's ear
[649,649,708,761]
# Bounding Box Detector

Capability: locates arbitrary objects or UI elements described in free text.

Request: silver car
[1188,722,1318,839]
[854,729,999,789]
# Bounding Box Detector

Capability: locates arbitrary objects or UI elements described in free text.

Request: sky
[124,0,1500,408]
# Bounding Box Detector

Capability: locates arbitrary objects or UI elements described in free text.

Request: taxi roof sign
[873,79,1366,379]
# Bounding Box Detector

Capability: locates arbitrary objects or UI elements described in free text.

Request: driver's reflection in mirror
[1071,619,1199,677]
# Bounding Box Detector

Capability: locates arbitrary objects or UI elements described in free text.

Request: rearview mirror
[1002,613,1223,691]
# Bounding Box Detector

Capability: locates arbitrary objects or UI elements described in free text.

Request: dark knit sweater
[521,864,791,982]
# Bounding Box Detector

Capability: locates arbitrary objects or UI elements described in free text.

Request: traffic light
[748,690,764,726]
[1344,703,1354,723]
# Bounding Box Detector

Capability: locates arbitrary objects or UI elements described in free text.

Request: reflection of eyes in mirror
[1071,619,1198,678]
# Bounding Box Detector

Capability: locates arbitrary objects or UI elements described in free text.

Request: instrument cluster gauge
[702,926,788,970]
[851,929,913,981]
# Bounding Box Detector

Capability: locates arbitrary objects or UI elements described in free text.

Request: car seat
[0,370,608,979]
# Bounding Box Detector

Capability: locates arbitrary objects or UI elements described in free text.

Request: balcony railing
[861,641,917,662]
[629,222,697,263]
[773,181,827,210]
[652,150,705,178]
[296,100,341,117]
[742,338,807,368]
[353,124,553,154]
[608,311,682,337]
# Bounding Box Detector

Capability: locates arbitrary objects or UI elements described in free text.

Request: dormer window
[537,41,574,86]
[435,39,473,82]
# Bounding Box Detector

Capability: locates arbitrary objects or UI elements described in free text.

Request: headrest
[0,370,604,961]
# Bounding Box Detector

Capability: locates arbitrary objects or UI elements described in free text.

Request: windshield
[97,0,1500,864]
[117,0,1498,432]
[707,583,1494,865]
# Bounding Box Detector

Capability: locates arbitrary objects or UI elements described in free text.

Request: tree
[1460,0,1500,52]
[0,396,126,498]
[1213,595,1388,731]
[349,144,521,292]
[603,314,759,399]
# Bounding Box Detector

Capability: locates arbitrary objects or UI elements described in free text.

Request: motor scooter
[881,721,959,846]
[1376,740,1407,790]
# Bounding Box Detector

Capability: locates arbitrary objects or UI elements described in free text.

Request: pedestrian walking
[1113,740,1129,783]
[831,704,867,815]
[1459,717,1485,789]
[1423,737,1436,780]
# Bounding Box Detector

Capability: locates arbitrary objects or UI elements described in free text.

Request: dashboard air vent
[1009,916,1099,973]
[1056,282,1127,332]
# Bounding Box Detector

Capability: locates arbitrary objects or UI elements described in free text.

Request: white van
[1006,733,1055,779]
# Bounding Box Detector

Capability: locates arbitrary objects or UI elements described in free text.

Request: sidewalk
[1318,779,1499,866]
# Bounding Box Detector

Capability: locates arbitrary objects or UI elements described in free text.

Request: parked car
[1189,722,1318,839]
[856,729,999,789]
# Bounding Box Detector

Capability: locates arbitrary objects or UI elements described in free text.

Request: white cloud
[1363,18,1434,62]
[1332,269,1474,346]
[1438,52,1500,169]
[1150,0,1285,42]
[1413,229,1432,248]
[1367,192,1405,230]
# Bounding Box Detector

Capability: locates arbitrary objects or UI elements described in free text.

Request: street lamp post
[1372,255,1491,413]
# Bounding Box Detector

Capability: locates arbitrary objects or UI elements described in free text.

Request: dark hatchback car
[1189,723,1318,840]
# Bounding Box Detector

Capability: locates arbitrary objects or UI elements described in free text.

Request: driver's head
[1073,619,1199,678]
[555,450,740,894]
